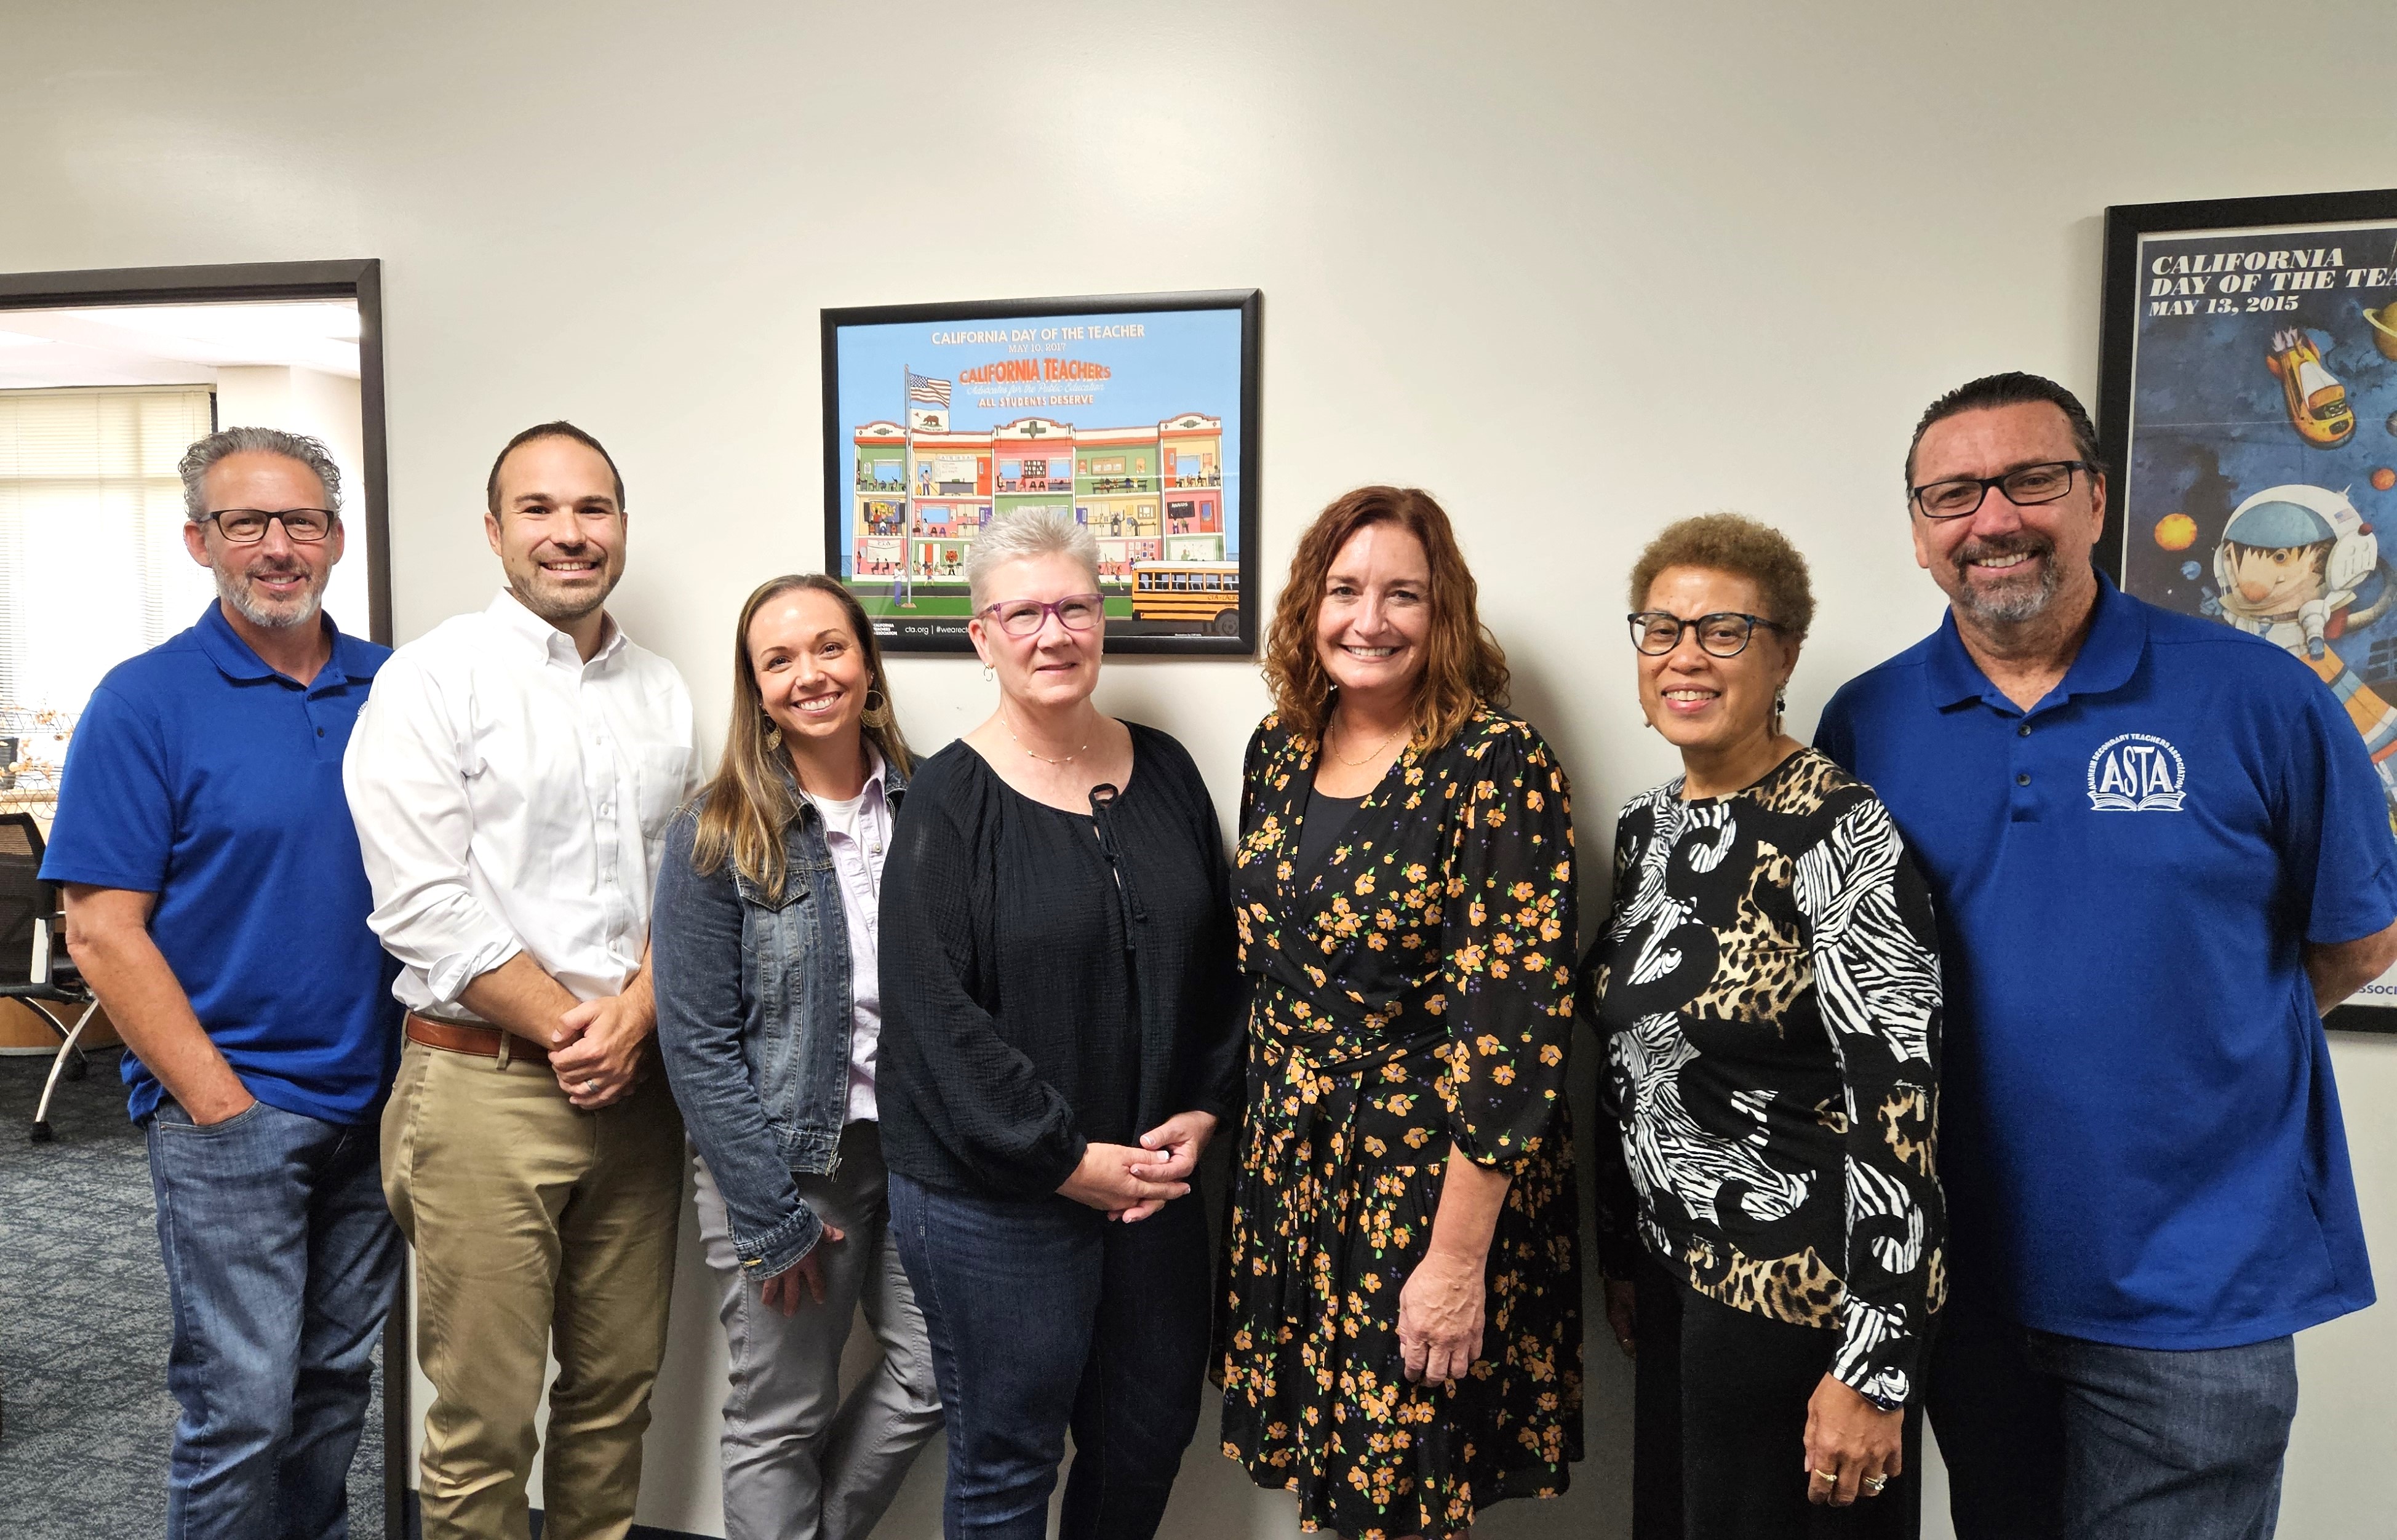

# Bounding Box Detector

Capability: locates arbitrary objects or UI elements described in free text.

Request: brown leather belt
[405,1011,551,1063]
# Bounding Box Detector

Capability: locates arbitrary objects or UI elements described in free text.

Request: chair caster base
[30,1121,55,1143]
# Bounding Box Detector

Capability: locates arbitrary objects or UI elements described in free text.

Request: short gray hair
[965,507,1101,607]
[180,426,343,520]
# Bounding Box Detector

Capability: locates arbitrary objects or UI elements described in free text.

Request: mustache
[1950,531,2054,571]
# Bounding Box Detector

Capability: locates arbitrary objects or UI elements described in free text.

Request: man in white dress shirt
[344,421,697,1539]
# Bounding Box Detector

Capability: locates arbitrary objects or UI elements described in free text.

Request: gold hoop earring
[763,718,783,751]
[861,688,893,729]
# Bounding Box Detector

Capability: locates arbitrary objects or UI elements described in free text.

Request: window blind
[0,386,218,716]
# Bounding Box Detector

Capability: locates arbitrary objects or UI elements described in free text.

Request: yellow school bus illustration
[1131,561,1242,636]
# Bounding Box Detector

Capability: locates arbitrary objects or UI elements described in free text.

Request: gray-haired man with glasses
[42,425,402,1538]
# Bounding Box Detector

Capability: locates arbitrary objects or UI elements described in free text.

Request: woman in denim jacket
[653,573,941,1540]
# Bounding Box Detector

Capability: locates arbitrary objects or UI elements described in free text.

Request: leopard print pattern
[1686,837,1807,1024]
[1877,1085,1936,1176]
[1746,749,1849,818]
[1688,1237,1846,1328]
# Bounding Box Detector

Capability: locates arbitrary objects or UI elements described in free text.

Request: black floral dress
[1218,706,1583,1539]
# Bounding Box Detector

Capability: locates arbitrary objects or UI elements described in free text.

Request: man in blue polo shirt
[1817,372,2396,1539]
[43,426,401,1539]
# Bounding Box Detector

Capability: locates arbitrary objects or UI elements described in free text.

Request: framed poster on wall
[821,289,1261,655]
[2098,188,2397,1035]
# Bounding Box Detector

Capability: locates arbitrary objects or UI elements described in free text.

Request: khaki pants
[383,1039,684,1540]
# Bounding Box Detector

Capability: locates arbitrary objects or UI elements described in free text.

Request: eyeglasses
[979,593,1106,637]
[1627,610,1787,658]
[199,508,337,543]
[1909,460,2089,520]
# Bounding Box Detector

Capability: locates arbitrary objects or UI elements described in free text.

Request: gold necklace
[1326,716,1406,767]
[1005,716,1090,765]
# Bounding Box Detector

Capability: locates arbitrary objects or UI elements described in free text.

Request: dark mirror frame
[0,258,405,1531]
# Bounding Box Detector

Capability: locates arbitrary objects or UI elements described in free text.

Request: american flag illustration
[906,371,952,407]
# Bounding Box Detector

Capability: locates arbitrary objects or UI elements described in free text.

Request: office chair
[0,812,105,1143]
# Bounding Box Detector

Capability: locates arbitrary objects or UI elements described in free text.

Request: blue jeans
[148,1095,401,1540]
[887,1172,1210,1540]
[1928,1289,2297,1540]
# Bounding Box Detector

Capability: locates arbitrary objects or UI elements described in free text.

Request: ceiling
[0,300,362,389]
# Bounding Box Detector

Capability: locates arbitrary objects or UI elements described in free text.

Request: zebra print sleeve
[1793,792,1947,1407]
[1583,796,1653,1282]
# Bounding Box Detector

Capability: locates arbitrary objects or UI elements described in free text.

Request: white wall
[12,2,2397,1535]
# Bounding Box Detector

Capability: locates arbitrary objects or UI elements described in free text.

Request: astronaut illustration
[2206,482,2397,816]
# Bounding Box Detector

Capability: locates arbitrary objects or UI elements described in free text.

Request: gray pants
[692,1121,943,1540]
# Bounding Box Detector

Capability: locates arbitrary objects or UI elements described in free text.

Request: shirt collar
[792,744,888,813]
[485,586,626,669]
[1924,571,2148,713]
[194,601,353,690]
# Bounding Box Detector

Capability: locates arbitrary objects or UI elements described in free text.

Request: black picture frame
[821,289,1262,655]
[0,258,408,1525]
[2098,190,2397,1038]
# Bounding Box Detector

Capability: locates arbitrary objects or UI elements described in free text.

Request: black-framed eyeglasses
[1909,460,2089,520]
[199,508,338,543]
[979,592,1106,637]
[1627,610,1787,658]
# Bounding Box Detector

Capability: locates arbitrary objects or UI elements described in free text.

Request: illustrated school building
[849,412,1226,582]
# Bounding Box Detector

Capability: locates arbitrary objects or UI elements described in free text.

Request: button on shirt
[1816,577,2391,1347]
[39,604,401,1125]
[343,589,697,1013]
[804,749,892,1123]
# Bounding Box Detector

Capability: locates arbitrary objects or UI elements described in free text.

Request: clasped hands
[545,991,651,1111]
[1057,1110,1218,1222]
[761,1112,1221,1315]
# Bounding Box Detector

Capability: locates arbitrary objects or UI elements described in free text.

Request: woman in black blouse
[877,508,1243,1540]
[1584,514,1945,1539]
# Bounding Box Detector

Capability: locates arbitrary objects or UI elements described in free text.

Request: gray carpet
[0,1047,385,1538]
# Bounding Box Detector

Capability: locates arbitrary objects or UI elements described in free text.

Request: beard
[1948,532,2062,623]
[215,555,327,631]
[511,562,619,627]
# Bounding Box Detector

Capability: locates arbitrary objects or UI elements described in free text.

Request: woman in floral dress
[1219,485,1582,1539]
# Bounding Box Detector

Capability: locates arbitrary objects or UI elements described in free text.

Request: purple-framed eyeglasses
[979,593,1106,637]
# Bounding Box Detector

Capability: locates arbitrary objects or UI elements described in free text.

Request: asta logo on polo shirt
[2086,732,2186,812]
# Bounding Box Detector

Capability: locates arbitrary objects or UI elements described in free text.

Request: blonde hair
[689,575,912,902]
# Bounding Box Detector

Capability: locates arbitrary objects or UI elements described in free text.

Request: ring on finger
[1862,1475,1888,1495]
[1812,1469,1837,1485]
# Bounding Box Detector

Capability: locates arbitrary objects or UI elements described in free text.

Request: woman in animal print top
[1584,514,1945,1540]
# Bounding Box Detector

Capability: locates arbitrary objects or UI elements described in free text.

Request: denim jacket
[652,758,906,1279]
